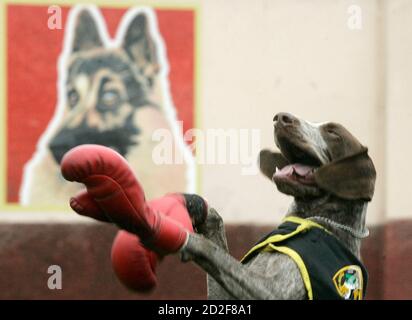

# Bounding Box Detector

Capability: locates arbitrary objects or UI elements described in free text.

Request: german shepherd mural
[20,6,195,206]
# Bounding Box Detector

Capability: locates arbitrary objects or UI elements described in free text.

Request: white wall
[198,0,386,225]
[2,0,411,227]
[385,0,412,221]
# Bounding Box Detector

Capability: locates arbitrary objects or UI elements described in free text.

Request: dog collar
[306,216,370,239]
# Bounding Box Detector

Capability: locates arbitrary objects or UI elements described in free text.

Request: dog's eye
[327,129,340,138]
[100,90,120,108]
[67,89,79,108]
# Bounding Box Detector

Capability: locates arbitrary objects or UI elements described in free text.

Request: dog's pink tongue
[274,163,316,185]
[293,163,314,176]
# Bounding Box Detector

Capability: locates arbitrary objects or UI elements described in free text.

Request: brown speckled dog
[181,112,376,300]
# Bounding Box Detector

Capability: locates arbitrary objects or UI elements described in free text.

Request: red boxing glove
[61,144,192,254]
[70,190,158,292]
[69,187,207,293]
[70,189,110,223]
[112,194,207,292]
[111,230,159,292]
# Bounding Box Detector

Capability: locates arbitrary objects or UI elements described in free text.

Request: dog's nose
[273,112,298,126]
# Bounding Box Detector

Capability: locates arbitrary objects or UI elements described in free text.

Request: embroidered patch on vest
[333,265,363,300]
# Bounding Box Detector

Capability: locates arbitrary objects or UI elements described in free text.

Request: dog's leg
[181,233,305,299]
[181,208,305,300]
[193,208,234,299]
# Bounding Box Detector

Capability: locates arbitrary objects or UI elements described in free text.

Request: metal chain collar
[307,216,370,239]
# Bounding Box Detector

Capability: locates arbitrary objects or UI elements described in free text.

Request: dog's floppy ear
[259,149,289,181]
[314,147,376,201]
[71,9,103,52]
[122,13,159,82]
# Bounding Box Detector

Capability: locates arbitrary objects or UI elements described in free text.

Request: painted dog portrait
[19,6,194,206]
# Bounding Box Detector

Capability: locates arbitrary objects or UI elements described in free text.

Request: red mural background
[6,4,195,203]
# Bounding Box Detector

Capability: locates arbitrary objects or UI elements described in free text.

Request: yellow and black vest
[241,216,368,300]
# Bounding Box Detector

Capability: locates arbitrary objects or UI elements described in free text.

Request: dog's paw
[181,193,209,231]
[196,208,224,236]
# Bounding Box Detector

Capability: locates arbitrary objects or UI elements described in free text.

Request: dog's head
[259,113,376,201]
[49,9,160,163]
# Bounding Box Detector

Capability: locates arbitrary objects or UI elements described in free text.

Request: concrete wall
[1,220,410,299]
[198,0,386,225]
[1,0,407,225]
[1,0,412,299]
[385,0,412,221]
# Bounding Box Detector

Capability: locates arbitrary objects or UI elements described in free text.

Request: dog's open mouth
[275,163,316,185]
[273,139,322,186]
